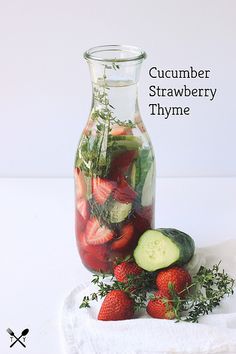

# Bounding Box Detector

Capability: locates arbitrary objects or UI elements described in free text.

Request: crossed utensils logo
[6,328,29,348]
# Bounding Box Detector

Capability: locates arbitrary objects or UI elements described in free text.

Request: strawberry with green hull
[114,261,142,283]
[156,266,191,298]
[79,228,235,322]
[146,291,175,319]
[98,290,134,321]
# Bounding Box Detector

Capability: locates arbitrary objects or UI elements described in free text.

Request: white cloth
[61,240,236,354]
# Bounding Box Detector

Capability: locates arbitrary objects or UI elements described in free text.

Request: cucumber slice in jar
[134,149,154,202]
[141,162,155,207]
[130,163,136,189]
[110,135,141,143]
[109,201,132,223]
[84,175,92,199]
[133,228,195,271]
[109,135,142,151]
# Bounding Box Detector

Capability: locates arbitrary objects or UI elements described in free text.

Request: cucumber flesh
[141,162,155,207]
[130,163,136,189]
[134,149,154,202]
[134,230,180,271]
[109,201,132,223]
[112,140,141,151]
[109,135,142,151]
[110,135,141,143]
[84,176,92,199]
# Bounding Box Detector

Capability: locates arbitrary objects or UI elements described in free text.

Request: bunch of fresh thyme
[80,262,235,322]
[170,262,235,322]
[80,270,156,312]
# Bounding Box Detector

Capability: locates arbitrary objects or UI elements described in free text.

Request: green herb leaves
[75,64,136,178]
[80,271,156,311]
[80,263,235,322]
[176,262,234,322]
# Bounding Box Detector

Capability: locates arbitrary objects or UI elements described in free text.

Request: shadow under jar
[74,45,156,273]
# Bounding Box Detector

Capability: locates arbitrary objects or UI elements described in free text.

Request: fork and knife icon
[6,328,29,348]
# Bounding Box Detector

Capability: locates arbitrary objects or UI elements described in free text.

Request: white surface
[0,0,236,177]
[0,177,236,353]
[62,240,236,354]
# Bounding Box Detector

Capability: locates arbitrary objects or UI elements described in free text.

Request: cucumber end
[133,230,180,271]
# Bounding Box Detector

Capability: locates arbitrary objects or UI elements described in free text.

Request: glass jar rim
[84,45,146,63]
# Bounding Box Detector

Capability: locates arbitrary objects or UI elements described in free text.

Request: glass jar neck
[88,61,142,123]
[91,80,139,123]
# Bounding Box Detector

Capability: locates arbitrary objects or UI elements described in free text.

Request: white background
[0,0,235,177]
[0,1,236,354]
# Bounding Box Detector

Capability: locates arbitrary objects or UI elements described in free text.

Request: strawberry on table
[111,223,134,250]
[113,178,137,203]
[146,290,175,319]
[114,261,142,283]
[156,266,191,298]
[98,290,134,321]
[85,217,114,245]
[92,177,115,205]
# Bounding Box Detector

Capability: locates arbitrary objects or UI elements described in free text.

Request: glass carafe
[74,45,155,273]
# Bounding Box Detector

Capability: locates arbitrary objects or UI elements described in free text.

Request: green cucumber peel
[133,228,195,271]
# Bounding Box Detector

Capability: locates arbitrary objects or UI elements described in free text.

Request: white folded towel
[61,239,236,354]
